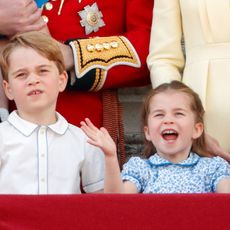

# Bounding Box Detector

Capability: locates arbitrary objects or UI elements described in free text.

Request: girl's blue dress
[121,152,230,193]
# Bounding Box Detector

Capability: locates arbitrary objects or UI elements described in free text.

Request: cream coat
[147,0,230,150]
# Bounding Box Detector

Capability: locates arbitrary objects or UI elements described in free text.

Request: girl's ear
[192,122,204,139]
[2,80,14,100]
[144,125,151,141]
[58,71,68,92]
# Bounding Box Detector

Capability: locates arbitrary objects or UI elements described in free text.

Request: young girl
[81,81,230,193]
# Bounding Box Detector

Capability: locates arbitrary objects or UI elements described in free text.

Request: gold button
[86,44,95,52]
[95,43,103,51]
[103,42,110,50]
[42,15,49,23]
[110,41,119,48]
[44,2,53,11]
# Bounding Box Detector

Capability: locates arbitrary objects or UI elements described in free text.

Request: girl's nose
[163,120,174,124]
[163,115,174,124]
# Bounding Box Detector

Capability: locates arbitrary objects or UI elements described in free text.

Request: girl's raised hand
[80,118,117,157]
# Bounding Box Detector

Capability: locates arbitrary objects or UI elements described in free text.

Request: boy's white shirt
[0,111,104,194]
[0,108,9,122]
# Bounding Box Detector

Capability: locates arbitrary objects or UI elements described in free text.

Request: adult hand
[0,0,45,37]
[205,133,230,162]
[58,42,74,71]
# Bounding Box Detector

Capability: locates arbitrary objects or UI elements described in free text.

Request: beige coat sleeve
[147,0,185,88]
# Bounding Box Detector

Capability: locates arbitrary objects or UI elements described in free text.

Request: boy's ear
[2,80,14,100]
[192,122,204,139]
[144,125,151,141]
[58,71,68,92]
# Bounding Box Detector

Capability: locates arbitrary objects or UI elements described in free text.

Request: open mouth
[161,129,178,141]
[28,90,42,96]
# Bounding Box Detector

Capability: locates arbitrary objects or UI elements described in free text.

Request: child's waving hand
[80,118,117,158]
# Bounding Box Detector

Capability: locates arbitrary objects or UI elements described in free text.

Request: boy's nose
[28,74,40,85]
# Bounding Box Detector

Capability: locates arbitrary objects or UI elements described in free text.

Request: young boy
[0,31,104,194]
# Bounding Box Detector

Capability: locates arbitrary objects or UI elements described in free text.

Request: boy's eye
[39,68,49,73]
[154,113,164,118]
[16,72,26,78]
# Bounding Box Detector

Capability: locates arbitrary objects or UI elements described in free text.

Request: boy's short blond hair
[0,31,65,81]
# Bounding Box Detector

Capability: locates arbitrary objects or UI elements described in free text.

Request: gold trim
[58,0,65,15]
[95,69,106,91]
[89,69,107,91]
[69,36,140,78]
[89,68,100,91]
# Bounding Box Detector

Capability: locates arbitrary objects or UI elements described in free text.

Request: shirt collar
[148,152,200,167]
[8,111,69,136]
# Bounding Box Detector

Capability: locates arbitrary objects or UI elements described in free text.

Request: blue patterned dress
[121,153,230,193]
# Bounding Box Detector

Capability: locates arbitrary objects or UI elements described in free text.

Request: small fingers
[84,118,100,133]
[100,127,109,134]
[80,118,99,139]
[84,118,95,128]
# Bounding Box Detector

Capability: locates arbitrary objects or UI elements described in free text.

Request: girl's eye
[175,112,185,116]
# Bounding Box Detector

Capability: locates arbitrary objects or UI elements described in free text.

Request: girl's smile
[161,128,179,142]
[144,90,203,163]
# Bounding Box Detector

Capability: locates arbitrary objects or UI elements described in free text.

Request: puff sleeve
[121,157,152,193]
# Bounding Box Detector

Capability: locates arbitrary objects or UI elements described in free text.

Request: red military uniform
[42,0,153,128]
